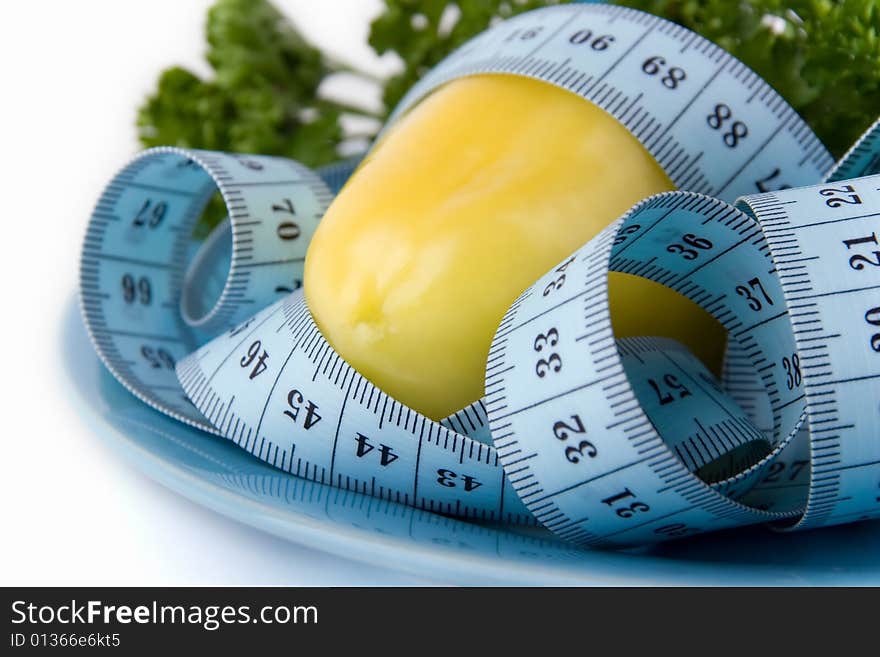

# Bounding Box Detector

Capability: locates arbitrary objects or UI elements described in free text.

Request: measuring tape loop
[176,292,533,524]
[80,3,880,547]
[80,147,332,431]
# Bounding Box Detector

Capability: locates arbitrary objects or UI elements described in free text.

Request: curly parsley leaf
[138,0,350,167]
[138,0,384,235]
[140,0,880,210]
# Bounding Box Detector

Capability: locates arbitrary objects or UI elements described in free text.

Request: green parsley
[138,0,880,236]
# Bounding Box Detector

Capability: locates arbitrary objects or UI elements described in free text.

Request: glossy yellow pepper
[305,74,726,420]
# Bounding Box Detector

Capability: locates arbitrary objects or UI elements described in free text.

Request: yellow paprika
[305,74,726,420]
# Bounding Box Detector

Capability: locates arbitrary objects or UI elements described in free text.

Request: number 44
[355,433,398,466]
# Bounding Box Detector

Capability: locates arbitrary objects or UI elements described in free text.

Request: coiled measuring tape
[80,4,880,547]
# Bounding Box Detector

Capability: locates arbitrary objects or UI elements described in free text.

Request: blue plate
[63,299,880,585]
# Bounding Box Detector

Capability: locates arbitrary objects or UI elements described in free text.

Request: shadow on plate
[61,298,880,585]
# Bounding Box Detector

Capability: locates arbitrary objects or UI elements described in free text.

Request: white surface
[0,0,438,585]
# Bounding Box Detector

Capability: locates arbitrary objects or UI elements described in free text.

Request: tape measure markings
[79,4,880,547]
[618,337,770,479]
[390,4,832,203]
[80,147,333,433]
[484,186,832,546]
[176,292,537,523]
[737,177,880,527]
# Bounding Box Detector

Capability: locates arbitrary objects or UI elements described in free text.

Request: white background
[0,0,442,585]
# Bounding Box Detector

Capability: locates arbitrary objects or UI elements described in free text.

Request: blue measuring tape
[80,4,880,547]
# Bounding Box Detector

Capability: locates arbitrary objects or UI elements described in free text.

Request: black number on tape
[647,374,693,406]
[762,460,809,483]
[552,415,597,463]
[754,167,791,193]
[543,257,575,296]
[782,354,802,390]
[843,232,880,270]
[534,328,563,377]
[706,103,748,148]
[602,488,651,518]
[355,433,398,466]
[736,276,774,311]
[821,184,862,208]
[641,55,686,89]
[667,233,713,260]
[273,198,301,240]
[284,389,322,429]
[132,199,167,229]
[568,29,615,50]
[613,224,640,246]
[121,274,151,305]
[240,340,269,380]
[867,307,880,353]
[436,469,482,491]
[141,345,175,370]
